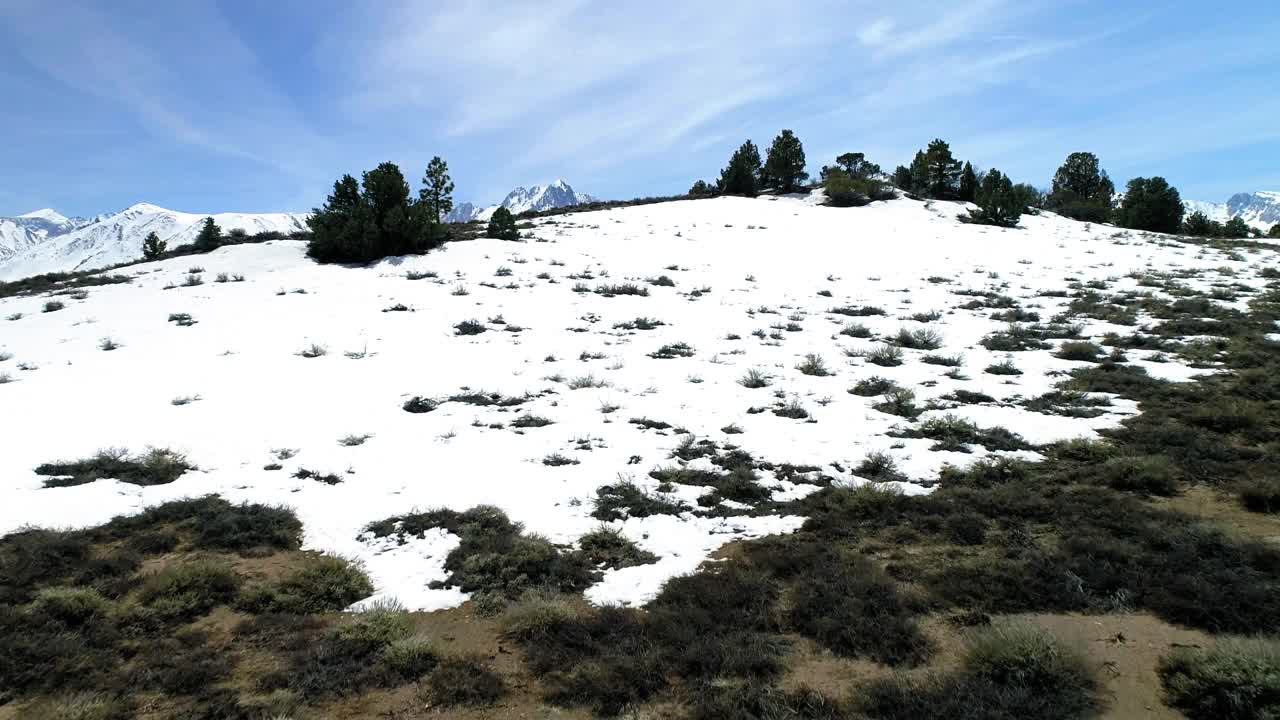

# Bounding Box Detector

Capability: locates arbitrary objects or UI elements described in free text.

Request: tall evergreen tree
[718,140,762,196]
[1222,217,1251,238]
[922,139,962,198]
[307,162,437,263]
[1269,225,1280,239]
[763,129,808,193]
[688,180,715,197]
[1011,183,1044,212]
[420,156,454,224]
[968,169,1021,227]
[1182,211,1215,237]
[908,151,929,196]
[486,207,519,241]
[193,217,222,253]
[958,162,978,203]
[1046,152,1115,222]
[142,231,167,260]
[892,165,912,190]
[1115,177,1183,234]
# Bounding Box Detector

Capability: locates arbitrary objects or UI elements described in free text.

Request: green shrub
[1056,341,1103,362]
[137,560,241,621]
[687,681,844,719]
[1095,455,1179,496]
[1158,637,1280,719]
[35,447,193,488]
[29,587,110,625]
[1240,478,1280,513]
[419,654,506,707]
[577,527,658,569]
[850,376,899,396]
[239,555,373,614]
[15,692,133,720]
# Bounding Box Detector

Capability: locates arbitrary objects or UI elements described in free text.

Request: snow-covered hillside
[445,179,594,223]
[1185,190,1280,232]
[0,203,307,280]
[1,194,1275,611]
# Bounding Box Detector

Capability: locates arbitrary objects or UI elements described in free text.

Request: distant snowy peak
[445,179,595,223]
[0,209,89,260]
[0,203,307,280]
[1185,191,1280,232]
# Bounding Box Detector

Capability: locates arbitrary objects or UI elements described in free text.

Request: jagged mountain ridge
[0,203,307,280]
[0,210,91,261]
[1184,191,1280,232]
[445,179,594,223]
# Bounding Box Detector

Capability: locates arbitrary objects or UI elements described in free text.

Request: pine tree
[486,206,519,241]
[834,152,881,179]
[892,165,912,190]
[718,140,762,196]
[958,162,978,202]
[908,151,929,196]
[968,169,1021,227]
[1222,217,1251,238]
[420,156,454,224]
[764,129,808,192]
[1115,177,1183,234]
[1046,152,1115,222]
[688,180,715,197]
[307,162,438,263]
[142,231,167,260]
[193,217,222,252]
[922,139,961,198]
[1011,183,1044,212]
[1182,211,1214,237]
[1269,225,1280,239]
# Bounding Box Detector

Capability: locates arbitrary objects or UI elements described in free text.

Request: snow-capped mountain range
[0,204,307,281]
[1184,191,1280,232]
[445,179,594,223]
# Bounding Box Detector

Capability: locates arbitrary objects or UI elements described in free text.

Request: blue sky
[1,0,1278,217]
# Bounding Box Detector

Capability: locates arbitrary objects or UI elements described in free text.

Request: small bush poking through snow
[297,343,327,358]
[402,396,438,413]
[796,353,832,376]
[739,368,771,388]
[182,274,204,287]
[577,526,658,569]
[894,327,944,350]
[454,319,486,335]
[840,321,873,338]
[850,376,900,396]
[865,344,905,367]
[985,358,1022,376]
[1055,341,1103,362]
[98,337,121,351]
[167,312,196,326]
[649,342,694,359]
[35,447,193,488]
[43,300,65,313]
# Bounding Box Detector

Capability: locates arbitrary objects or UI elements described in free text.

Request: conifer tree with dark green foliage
[307,162,438,263]
[839,152,880,179]
[193,217,222,253]
[1011,183,1044,213]
[1115,177,1183,234]
[1182,211,1215,237]
[908,151,929,196]
[487,206,519,241]
[420,156,454,225]
[1270,225,1280,239]
[958,162,978,202]
[762,128,803,190]
[763,129,808,192]
[967,169,1021,227]
[688,180,715,197]
[718,140,762,196]
[1222,216,1251,238]
[1046,152,1115,222]
[142,231,166,260]
[922,139,962,198]
[892,165,912,191]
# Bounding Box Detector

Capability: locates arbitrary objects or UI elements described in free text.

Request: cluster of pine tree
[697,129,809,198]
[1182,212,1254,239]
[306,157,453,263]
